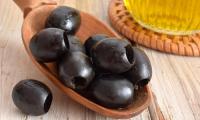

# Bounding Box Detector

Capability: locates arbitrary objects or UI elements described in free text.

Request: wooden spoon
[13,0,152,118]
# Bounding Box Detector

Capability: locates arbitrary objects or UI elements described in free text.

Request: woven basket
[108,0,200,56]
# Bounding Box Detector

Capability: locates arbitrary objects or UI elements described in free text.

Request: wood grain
[0,0,200,120]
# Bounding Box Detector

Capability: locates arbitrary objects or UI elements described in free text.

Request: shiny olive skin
[12,79,52,116]
[84,34,108,56]
[125,47,152,87]
[63,31,85,53]
[91,38,135,73]
[58,52,95,90]
[29,28,66,62]
[89,74,134,109]
[45,6,81,34]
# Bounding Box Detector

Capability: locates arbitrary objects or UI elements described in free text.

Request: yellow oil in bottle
[124,0,200,35]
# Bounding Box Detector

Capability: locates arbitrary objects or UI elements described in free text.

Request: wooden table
[0,0,200,120]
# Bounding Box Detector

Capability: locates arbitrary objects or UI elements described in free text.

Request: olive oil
[124,0,200,35]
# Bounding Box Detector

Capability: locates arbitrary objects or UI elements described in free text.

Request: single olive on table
[45,6,81,34]
[12,79,52,116]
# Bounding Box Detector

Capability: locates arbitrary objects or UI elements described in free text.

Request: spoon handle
[149,93,165,120]
[13,0,57,17]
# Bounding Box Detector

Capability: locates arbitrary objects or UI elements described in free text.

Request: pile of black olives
[12,6,152,116]
[30,6,153,109]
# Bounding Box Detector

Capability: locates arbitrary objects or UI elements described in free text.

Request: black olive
[29,28,66,63]
[125,47,152,87]
[91,38,135,73]
[84,34,108,56]
[58,52,95,90]
[63,31,85,53]
[45,6,81,34]
[12,79,52,116]
[89,74,134,109]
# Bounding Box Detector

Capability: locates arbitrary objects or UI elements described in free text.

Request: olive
[58,52,95,90]
[12,79,52,116]
[89,74,134,109]
[63,31,85,53]
[91,38,135,73]
[45,6,81,34]
[84,34,108,56]
[125,47,152,87]
[29,28,66,62]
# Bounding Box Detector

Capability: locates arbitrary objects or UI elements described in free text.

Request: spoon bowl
[14,0,152,118]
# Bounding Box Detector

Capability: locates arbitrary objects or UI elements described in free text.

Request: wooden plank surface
[0,0,200,120]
